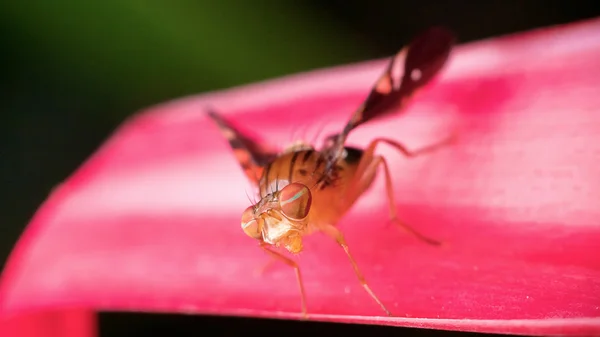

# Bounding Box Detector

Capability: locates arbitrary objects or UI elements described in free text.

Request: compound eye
[279,183,312,220]
[241,206,261,239]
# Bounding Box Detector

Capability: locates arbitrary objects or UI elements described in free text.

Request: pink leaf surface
[2,19,600,336]
[0,310,95,337]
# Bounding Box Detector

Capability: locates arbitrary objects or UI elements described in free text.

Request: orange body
[257,145,373,242]
[207,27,456,318]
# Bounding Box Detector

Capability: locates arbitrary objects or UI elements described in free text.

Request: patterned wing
[206,109,279,185]
[322,27,455,166]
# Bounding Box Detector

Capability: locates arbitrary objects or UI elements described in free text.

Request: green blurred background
[1,1,598,336]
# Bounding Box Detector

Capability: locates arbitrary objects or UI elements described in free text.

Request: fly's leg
[364,134,456,161]
[259,242,308,319]
[253,258,279,277]
[377,155,441,245]
[347,136,455,245]
[320,224,392,316]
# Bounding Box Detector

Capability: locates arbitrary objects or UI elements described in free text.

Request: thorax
[258,145,365,228]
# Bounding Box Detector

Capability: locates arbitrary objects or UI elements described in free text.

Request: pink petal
[0,310,95,337]
[2,19,600,336]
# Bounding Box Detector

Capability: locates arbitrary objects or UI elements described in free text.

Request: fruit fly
[207,27,456,318]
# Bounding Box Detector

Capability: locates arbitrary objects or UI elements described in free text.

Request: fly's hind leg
[374,155,441,245]
[347,136,455,245]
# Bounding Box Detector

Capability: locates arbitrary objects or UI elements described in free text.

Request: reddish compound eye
[241,206,261,239]
[279,183,312,220]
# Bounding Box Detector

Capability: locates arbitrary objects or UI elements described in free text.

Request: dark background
[1,1,598,336]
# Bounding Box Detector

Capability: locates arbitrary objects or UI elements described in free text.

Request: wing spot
[411,68,422,81]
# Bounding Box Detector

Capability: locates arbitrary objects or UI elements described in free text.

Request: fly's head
[241,182,312,254]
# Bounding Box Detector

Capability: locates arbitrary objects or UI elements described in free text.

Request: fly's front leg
[259,242,308,319]
[319,224,393,316]
[253,258,279,277]
[347,136,455,245]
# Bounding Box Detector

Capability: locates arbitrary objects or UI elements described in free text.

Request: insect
[207,27,456,318]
